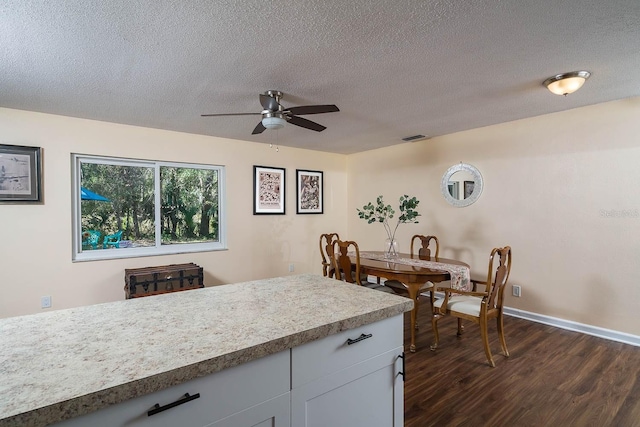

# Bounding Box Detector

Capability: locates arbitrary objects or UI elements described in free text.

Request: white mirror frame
[441,163,484,207]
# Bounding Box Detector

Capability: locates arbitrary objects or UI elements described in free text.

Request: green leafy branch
[357,195,421,242]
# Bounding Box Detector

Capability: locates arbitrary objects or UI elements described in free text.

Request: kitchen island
[0,274,413,427]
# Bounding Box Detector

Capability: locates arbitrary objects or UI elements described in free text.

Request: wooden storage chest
[124,263,204,299]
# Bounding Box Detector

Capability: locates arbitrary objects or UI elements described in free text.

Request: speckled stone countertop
[0,274,413,427]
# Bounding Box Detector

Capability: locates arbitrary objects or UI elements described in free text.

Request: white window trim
[72,154,226,262]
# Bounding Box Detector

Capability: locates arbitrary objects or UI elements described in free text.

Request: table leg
[407,283,420,352]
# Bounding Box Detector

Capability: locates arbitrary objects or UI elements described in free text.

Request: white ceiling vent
[401,134,428,142]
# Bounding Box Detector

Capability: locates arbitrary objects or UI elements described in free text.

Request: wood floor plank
[402,301,640,426]
[611,374,640,425]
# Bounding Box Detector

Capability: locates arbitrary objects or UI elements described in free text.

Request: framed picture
[0,144,42,203]
[464,180,475,199]
[296,169,323,214]
[253,165,286,214]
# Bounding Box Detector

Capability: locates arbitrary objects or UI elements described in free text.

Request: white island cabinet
[52,315,404,427]
[0,274,413,427]
[291,315,404,427]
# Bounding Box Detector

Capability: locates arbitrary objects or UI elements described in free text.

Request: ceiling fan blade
[252,121,266,134]
[201,112,261,117]
[286,104,339,116]
[260,94,280,111]
[288,115,326,132]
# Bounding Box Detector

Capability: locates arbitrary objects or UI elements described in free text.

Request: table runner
[358,252,471,292]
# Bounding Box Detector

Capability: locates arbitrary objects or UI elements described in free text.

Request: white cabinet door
[291,346,404,427]
[206,392,290,427]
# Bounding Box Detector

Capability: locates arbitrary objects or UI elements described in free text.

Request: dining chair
[319,233,340,277]
[331,239,394,293]
[431,246,512,367]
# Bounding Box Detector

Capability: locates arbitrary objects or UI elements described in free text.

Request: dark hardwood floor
[402,304,640,427]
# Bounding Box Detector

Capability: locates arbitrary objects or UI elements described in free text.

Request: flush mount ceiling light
[261,115,286,130]
[543,71,591,96]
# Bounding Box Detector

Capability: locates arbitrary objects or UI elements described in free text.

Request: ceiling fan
[201,90,339,135]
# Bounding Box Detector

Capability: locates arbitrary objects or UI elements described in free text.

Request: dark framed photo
[296,169,323,214]
[253,165,286,214]
[464,180,475,199]
[0,144,42,203]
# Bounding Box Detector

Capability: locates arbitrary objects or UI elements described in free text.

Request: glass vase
[384,238,399,259]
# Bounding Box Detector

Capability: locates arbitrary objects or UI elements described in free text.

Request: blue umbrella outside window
[81,187,110,202]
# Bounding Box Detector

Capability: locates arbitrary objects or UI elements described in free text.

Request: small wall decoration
[253,165,286,214]
[0,144,42,203]
[296,169,323,214]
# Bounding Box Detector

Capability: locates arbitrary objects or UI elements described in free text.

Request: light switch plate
[41,296,52,308]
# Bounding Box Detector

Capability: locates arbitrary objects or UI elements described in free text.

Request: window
[72,154,226,261]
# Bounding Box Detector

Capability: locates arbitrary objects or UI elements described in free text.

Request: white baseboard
[415,288,640,347]
[503,306,640,347]
[393,285,640,348]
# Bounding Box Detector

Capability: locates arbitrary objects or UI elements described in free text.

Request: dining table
[351,251,471,352]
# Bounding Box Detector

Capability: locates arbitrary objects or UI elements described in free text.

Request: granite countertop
[0,274,413,427]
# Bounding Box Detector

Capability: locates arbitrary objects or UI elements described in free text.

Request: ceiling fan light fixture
[202,91,338,135]
[262,116,286,130]
[543,71,591,96]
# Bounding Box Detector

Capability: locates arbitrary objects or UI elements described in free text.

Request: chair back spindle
[332,239,362,285]
[319,233,340,277]
[411,235,440,260]
[485,247,512,310]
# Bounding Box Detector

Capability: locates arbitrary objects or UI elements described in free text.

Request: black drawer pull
[148,393,200,416]
[398,352,406,381]
[347,333,372,345]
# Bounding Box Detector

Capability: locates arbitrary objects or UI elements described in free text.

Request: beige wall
[3,98,640,337]
[0,108,347,318]
[347,97,640,336]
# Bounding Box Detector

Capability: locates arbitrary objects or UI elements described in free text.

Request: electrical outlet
[41,296,52,309]
[512,285,521,298]
[288,263,294,272]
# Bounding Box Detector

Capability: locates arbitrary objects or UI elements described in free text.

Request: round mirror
[441,163,483,207]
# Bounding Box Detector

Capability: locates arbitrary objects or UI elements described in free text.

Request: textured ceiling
[2,0,640,154]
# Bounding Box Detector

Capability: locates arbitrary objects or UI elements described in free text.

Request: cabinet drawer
[53,350,289,427]
[291,315,403,388]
